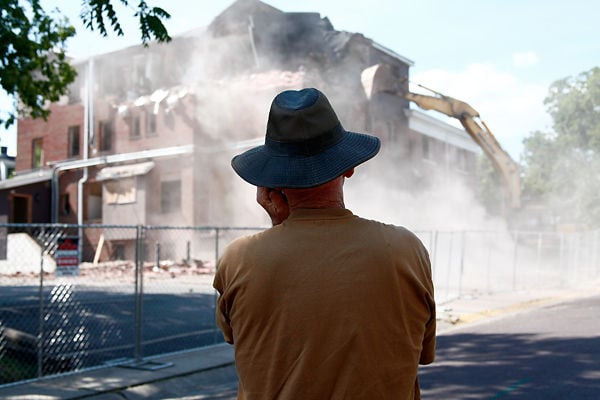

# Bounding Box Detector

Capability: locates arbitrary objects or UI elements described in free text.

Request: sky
[1,0,598,160]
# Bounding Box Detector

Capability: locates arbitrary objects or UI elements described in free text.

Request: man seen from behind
[213,87,436,399]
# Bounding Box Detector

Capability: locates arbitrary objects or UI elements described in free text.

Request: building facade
[2,0,480,262]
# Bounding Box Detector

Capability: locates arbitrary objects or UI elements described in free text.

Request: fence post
[445,231,454,300]
[37,228,45,378]
[559,233,566,286]
[133,225,144,363]
[536,232,543,272]
[186,240,191,264]
[593,230,599,275]
[458,231,466,297]
[154,242,160,272]
[512,231,520,290]
[574,233,581,280]
[431,230,438,280]
[213,228,220,344]
[486,231,493,293]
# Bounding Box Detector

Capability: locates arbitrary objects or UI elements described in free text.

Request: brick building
[1,0,480,261]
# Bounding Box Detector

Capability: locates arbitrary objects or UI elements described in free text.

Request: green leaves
[136,3,171,45]
[0,0,171,129]
[544,68,600,153]
[81,0,171,46]
[81,0,126,38]
[521,67,600,228]
[0,0,77,128]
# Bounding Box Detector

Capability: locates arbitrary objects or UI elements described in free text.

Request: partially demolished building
[2,0,479,261]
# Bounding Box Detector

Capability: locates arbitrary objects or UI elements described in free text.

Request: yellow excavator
[361,63,521,210]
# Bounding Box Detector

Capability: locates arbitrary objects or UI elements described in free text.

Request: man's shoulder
[222,228,268,251]
[354,215,414,235]
[353,216,426,248]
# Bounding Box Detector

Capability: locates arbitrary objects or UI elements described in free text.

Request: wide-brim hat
[231,88,381,188]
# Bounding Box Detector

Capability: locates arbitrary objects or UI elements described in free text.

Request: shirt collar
[286,208,354,222]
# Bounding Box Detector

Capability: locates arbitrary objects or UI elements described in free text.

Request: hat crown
[230,87,380,189]
[267,88,341,144]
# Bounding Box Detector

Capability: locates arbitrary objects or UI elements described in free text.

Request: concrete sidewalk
[1,284,597,400]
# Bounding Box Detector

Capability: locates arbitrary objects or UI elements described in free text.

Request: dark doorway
[10,194,31,223]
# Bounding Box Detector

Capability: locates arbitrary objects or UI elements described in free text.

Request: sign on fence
[55,237,80,276]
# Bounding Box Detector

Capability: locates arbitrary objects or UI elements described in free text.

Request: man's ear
[343,168,355,178]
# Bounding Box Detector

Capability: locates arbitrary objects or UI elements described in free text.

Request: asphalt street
[420,294,600,399]
[0,283,220,378]
[171,294,600,400]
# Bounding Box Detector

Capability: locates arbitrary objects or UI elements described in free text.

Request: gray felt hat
[231,88,381,188]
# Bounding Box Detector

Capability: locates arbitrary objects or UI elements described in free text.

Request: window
[161,180,181,213]
[68,125,80,157]
[32,138,43,168]
[98,120,114,152]
[456,149,468,171]
[130,115,141,138]
[146,110,156,136]
[422,137,433,160]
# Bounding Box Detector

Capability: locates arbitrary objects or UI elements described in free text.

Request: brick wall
[16,103,84,172]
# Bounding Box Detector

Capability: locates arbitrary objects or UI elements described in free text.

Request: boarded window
[161,180,181,213]
[105,178,136,204]
[68,125,80,157]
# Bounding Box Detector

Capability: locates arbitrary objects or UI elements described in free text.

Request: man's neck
[285,176,345,211]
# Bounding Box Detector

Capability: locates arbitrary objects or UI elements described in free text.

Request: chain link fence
[415,229,600,303]
[0,223,598,386]
[0,223,260,386]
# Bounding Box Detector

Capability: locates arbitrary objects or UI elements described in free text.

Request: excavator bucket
[360,62,522,210]
[360,63,399,99]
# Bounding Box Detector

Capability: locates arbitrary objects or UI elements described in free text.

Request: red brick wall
[112,97,195,155]
[16,103,85,172]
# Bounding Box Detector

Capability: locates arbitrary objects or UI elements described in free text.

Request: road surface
[420,294,600,399]
[182,293,600,400]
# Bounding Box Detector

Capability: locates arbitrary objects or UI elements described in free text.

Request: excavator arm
[361,63,521,209]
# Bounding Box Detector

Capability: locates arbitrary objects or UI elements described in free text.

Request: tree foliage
[81,0,171,45]
[521,67,600,228]
[0,0,171,129]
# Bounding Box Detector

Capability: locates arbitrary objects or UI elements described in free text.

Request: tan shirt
[214,208,435,400]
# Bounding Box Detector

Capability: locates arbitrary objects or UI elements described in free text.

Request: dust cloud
[160,7,595,298]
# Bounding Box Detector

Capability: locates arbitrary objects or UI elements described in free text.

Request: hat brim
[231,131,381,188]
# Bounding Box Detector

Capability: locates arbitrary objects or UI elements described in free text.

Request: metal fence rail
[415,229,600,303]
[0,223,598,386]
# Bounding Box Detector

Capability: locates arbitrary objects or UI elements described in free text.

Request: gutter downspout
[78,58,93,226]
[77,58,93,261]
[78,58,94,225]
